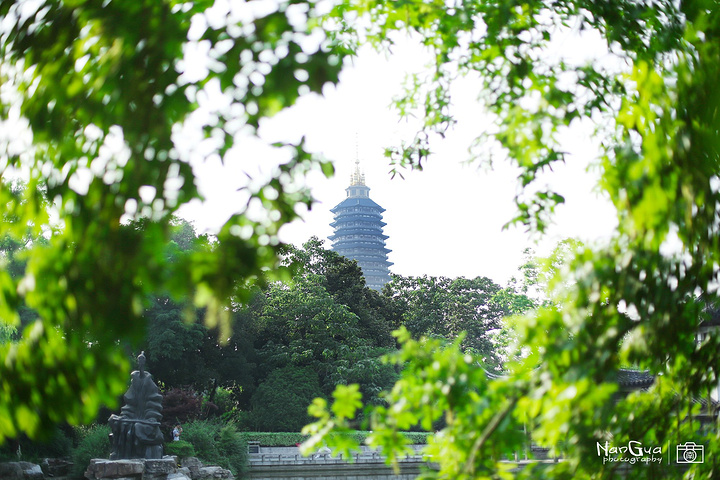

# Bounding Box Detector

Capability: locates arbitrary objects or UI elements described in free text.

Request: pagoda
[329,160,392,291]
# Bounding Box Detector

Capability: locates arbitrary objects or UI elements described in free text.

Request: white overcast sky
[179,34,619,286]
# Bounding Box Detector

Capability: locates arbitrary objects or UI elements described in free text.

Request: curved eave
[329,232,390,240]
[331,220,387,229]
[332,210,385,220]
[331,197,386,213]
[329,224,388,233]
[333,245,392,255]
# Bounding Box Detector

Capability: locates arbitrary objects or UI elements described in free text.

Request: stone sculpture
[108,352,164,459]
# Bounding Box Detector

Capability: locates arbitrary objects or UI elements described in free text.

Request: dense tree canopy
[282,237,401,346]
[136,234,521,431]
[251,240,400,416]
[139,234,400,431]
[385,275,512,368]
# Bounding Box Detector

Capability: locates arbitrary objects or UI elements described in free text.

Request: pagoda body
[329,162,392,291]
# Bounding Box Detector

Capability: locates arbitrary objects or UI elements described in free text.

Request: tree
[386,275,509,368]
[304,1,720,479]
[250,365,324,432]
[144,234,397,421]
[240,240,399,415]
[143,295,207,388]
[140,220,259,398]
[255,275,368,391]
[492,248,548,317]
[0,0,347,442]
[161,387,205,434]
[283,238,399,347]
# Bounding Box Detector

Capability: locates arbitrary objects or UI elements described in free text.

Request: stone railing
[248,445,429,468]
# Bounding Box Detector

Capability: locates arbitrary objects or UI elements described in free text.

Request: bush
[181,420,247,475]
[71,425,110,477]
[181,420,219,465]
[217,425,247,475]
[164,440,195,458]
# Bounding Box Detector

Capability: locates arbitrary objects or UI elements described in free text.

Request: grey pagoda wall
[329,161,392,291]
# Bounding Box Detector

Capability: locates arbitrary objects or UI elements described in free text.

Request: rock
[177,457,233,480]
[167,474,191,480]
[179,457,202,478]
[19,462,44,480]
[143,458,177,480]
[0,462,45,480]
[195,466,233,479]
[176,467,191,477]
[0,462,23,480]
[41,458,74,477]
[84,459,144,479]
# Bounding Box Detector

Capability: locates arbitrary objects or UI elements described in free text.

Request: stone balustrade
[248,445,430,469]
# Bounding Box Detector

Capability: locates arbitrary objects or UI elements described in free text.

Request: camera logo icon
[676,442,704,463]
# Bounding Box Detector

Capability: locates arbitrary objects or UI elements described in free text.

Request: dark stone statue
[109,352,164,459]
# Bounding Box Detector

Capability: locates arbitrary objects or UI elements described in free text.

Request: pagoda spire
[349,158,365,186]
[350,134,366,186]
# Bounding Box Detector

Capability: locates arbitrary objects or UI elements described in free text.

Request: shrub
[71,425,110,477]
[181,420,220,465]
[217,425,247,475]
[181,420,247,475]
[164,440,195,458]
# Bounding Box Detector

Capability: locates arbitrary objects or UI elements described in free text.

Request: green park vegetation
[1,0,720,479]
[0,223,528,473]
